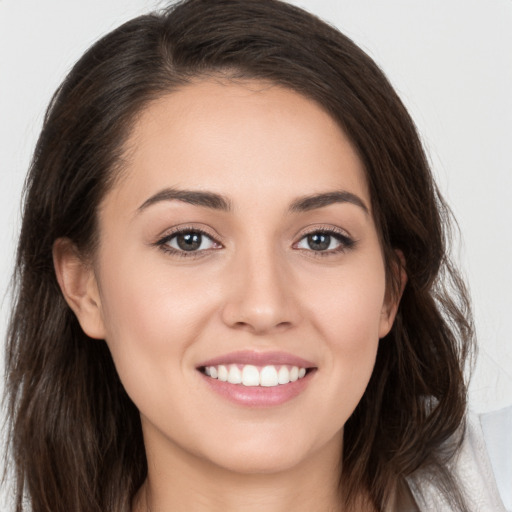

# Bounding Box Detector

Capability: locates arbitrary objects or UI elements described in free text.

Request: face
[66,80,399,475]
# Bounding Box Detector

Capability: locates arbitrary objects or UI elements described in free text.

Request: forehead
[108,79,370,213]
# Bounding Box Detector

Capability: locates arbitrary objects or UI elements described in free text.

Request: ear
[379,250,407,338]
[53,238,106,339]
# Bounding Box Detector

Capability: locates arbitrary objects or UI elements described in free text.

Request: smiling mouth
[199,364,314,387]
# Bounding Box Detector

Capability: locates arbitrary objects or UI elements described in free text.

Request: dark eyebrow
[137,188,232,212]
[289,191,369,214]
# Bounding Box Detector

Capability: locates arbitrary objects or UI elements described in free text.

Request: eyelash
[154,226,221,258]
[294,227,356,257]
[154,226,356,258]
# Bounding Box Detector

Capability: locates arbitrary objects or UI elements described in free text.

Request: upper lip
[197,350,316,369]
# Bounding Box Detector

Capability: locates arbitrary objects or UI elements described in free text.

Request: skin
[54,80,403,512]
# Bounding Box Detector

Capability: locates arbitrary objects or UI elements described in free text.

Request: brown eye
[295,229,355,254]
[176,232,203,251]
[297,231,342,252]
[161,230,219,253]
[307,233,331,251]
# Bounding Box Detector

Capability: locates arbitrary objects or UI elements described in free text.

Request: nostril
[230,321,253,332]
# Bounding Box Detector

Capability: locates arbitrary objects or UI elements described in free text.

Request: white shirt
[403,408,511,511]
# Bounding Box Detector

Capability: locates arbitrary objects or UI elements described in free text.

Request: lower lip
[199,370,315,407]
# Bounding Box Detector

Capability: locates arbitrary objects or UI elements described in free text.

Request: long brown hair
[4,1,474,510]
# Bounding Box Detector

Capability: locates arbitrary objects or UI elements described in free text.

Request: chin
[211,448,309,475]
[200,429,335,476]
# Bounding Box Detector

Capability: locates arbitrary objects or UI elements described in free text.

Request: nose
[220,245,300,335]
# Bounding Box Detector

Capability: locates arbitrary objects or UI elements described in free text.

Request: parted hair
[5,1,474,511]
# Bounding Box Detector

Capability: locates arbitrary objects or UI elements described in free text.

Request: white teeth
[227,365,242,384]
[217,365,228,382]
[260,366,279,387]
[204,364,308,387]
[278,366,290,384]
[242,365,260,386]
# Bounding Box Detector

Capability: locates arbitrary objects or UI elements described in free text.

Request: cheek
[98,245,216,340]
[327,297,381,387]
[307,258,386,344]
[302,258,386,395]
[95,251,219,400]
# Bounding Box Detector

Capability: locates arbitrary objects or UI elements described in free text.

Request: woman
[4,0,507,511]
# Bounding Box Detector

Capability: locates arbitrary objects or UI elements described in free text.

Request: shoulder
[405,407,511,512]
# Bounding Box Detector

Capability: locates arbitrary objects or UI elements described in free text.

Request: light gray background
[1,0,511,490]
